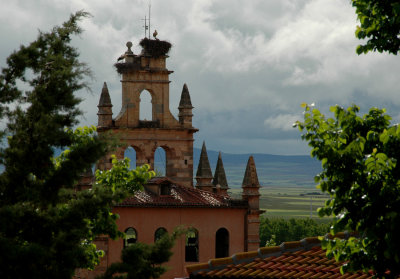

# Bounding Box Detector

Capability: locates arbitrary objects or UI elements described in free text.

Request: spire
[242,156,259,188]
[98,82,112,107]
[179,83,193,108]
[213,152,228,189]
[196,141,212,178]
[97,82,113,128]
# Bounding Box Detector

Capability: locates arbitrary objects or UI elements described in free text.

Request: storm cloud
[1,0,399,155]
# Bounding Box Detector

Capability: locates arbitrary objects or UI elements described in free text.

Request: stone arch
[215,228,229,258]
[124,146,136,169]
[122,145,145,168]
[154,147,166,176]
[152,145,174,177]
[139,89,153,121]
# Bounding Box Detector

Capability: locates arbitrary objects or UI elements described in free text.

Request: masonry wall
[97,128,195,186]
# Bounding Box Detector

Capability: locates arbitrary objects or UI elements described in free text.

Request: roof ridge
[117,177,238,208]
[186,233,356,275]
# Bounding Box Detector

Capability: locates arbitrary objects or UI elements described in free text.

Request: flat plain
[229,187,329,222]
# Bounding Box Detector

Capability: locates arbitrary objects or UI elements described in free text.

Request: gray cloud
[1,0,400,155]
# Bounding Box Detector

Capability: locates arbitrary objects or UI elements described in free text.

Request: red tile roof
[116,177,248,208]
[186,234,378,279]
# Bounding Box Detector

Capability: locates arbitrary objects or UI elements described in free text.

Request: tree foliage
[295,104,400,278]
[352,0,400,54]
[259,217,330,247]
[0,11,154,279]
[95,155,154,194]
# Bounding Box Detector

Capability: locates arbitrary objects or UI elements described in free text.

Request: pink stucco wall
[108,206,247,279]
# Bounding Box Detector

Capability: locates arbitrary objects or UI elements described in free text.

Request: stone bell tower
[97,38,198,187]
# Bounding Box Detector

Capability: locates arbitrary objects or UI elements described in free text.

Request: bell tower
[97,38,198,187]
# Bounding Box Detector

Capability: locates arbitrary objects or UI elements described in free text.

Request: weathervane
[141,1,152,38]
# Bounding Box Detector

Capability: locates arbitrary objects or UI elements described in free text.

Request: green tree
[352,0,400,54]
[259,217,330,247]
[0,11,154,279]
[295,104,400,278]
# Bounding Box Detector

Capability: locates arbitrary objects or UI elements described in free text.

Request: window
[154,227,168,242]
[124,227,137,247]
[215,228,229,258]
[160,182,171,195]
[185,228,199,262]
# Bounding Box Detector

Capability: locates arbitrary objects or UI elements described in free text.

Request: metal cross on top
[141,2,151,38]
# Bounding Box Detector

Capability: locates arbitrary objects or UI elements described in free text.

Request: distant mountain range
[0,148,322,189]
[192,148,321,188]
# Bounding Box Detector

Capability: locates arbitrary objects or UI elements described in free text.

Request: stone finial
[179,83,193,108]
[196,141,213,178]
[212,152,228,189]
[242,156,259,188]
[98,82,112,107]
[126,41,133,54]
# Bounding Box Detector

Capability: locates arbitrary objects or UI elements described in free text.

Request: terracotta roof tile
[209,257,234,267]
[116,177,247,208]
[186,235,387,279]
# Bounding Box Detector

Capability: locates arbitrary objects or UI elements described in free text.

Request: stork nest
[139,38,172,57]
[114,62,141,74]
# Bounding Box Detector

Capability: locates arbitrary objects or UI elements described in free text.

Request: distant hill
[192,148,321,189]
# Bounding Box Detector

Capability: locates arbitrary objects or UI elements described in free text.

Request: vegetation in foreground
[296,104,400,278]
[0,11,174,279]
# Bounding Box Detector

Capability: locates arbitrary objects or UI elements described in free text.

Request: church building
[82,37,263,279]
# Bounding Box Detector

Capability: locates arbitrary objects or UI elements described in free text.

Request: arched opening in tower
[139,90,152,121]
[154,147,166,176]
[124,146,137,169]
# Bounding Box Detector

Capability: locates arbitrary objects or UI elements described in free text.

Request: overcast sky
[1,0,399,155]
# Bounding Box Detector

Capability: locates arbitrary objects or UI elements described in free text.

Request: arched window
[154,147,166,176]
[124,227,137,248]
[154,227,168,242]
[124,146,136,169]
[185,228,199,262]
[140,90,152,120]
[215,228,229,258]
